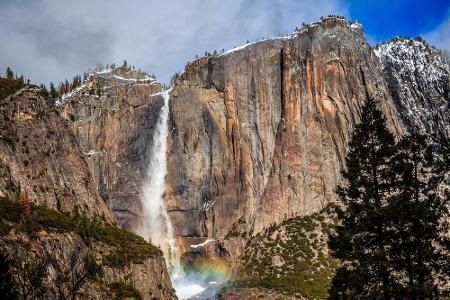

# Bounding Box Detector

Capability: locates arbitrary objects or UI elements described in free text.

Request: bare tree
[7,241,51,299]
[52,248,102,300]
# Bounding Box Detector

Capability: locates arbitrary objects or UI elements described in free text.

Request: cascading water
[137,89,207,299]
[137,89,174,252]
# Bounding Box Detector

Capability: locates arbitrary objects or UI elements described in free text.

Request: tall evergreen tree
[49,82,58,99]
[328,98,397,299]
[6,67,14,79]
[329,100,450,298]
[388,133,450,298]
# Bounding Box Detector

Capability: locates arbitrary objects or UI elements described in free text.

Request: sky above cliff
[0,0,449,86]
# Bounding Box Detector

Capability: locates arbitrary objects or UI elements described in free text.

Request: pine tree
[328,98,397,299]
[329,99,450,298]
[49,82,58,99]
[64,79,70,94]
[72,74,81,89]
[170,72,180,87]
[97,76,101,97]
[388,133,450,297]
[6,67,14,79]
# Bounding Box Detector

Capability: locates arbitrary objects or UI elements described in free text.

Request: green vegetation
[0,195,145,300]
[329,98,450,298]
[109,282,142,300]
[0,67,26,101]
[0,197,162,266]
[224,228,240,239]
[224,217,247,239]
[0,76,25,101]
[235,213,339,299]
[84,254,104,279]
[104,249,129,268]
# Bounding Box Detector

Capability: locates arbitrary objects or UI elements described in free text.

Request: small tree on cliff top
[6,67,14,79]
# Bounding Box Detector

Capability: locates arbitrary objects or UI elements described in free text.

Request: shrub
[109,282,142,300]
[85,254,103,279]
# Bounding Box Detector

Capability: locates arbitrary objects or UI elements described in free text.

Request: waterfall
[138,89,177,260]
[138,88,209,299]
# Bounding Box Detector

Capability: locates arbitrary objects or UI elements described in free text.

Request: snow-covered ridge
[56,65,160,106]
[218,36,290,57]
[298,16,363,35]
[375,37,450,135]
[213,17,362,58]
[375,37,449,83]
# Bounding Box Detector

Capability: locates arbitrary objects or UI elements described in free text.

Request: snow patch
[190,239,214,249]
[218,36,290,57]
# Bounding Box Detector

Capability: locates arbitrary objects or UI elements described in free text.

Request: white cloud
[424,10,450,54]
[0,0,347,85]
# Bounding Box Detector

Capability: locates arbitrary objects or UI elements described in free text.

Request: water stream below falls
[137,89,210,299]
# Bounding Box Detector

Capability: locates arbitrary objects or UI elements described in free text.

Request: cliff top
[298,15,363,33]
[57,65,161,105]
[192,16,364,62]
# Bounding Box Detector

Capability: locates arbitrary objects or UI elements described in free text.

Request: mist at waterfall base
[136,89,229,299]
[172,257,231,299]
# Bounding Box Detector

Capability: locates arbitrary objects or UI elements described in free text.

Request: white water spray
[138,89,176,256]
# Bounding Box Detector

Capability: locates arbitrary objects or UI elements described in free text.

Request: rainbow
[191,257,231,283]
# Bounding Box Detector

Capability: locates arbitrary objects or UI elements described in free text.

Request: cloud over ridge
[0,0,347,85]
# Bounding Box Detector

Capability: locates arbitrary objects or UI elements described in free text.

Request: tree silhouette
[6,67,14,79]
[329,100,450,298]
[328,98,397,299]
[387,133,450,297]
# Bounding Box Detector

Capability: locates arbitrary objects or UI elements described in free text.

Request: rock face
[59,67,164,229]
[375,37,450,137]
[0,86,113,220]
[0,86,176,300]
[102,252,175,299]
[52,17,449,289]
[166,17,403,255]
[0,231,177,300]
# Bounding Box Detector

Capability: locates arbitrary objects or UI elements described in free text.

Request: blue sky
[347,0,450,43]
[0,0,449,86]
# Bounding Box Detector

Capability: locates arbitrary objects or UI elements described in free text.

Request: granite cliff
[0,86,176,299]
[53,16,450,299]
[166,17,404,260]
[59,66,165,230]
